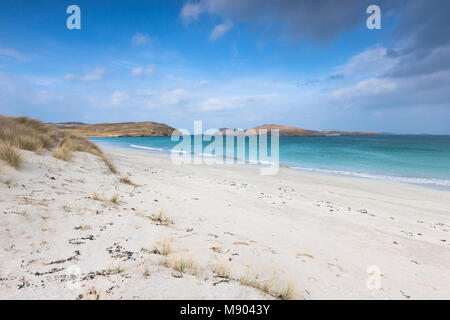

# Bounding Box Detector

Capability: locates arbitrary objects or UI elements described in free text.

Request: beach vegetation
[213,259,232,279]
[150,208,173,225]
[0,142,24,169]
[119,176,136,185]
[53,145,72,161]
[110,191,120,204]
[0,115,117,173]
[91,192,102,201]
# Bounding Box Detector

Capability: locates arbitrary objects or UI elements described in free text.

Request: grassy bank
[0,115,116,173]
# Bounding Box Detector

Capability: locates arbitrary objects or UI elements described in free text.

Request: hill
[56,121,177,137]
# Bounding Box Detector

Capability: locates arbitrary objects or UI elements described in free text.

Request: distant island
[219,124,377,137]
[54,122,377,137]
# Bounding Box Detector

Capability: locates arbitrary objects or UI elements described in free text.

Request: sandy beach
[1,145,449,300]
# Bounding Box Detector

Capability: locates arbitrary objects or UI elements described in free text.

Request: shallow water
[90,135,450,188]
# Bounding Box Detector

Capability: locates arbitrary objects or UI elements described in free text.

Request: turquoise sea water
[90,135,450,188]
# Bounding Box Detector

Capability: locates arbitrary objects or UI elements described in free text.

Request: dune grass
[213,259,233,279]
[110,191,120,204]
[0,115,117,173]
[55,133,117,173]
[119,176,136,186]
[150,208,173,226]
[0,142,24,169]
[53,145,72,161]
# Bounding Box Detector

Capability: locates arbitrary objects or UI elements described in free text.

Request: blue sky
[0,0,449,133]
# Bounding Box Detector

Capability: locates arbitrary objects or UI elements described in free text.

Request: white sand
[0,145,449,299]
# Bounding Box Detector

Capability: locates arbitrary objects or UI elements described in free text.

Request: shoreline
[93,140,450,191]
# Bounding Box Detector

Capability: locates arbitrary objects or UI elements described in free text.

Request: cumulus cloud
[64,67,105,82]
[131,32,151,47]
[209,20,234,40]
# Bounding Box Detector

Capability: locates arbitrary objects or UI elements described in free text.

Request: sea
[90,135,450,189]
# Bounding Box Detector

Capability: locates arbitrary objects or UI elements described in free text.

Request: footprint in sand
[296,253,314,262]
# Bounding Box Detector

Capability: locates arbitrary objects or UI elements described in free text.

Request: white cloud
[159,88,190,105]
[0,46,28,61]
[196,80,210,87]
[180,2,203,23]
[65,67,105,82]
[131,65,155,76]
[210,20,234,40]
[332,78,397,99]
[111,91,129,106]
[199,96,263,111]
[131,67,143,76]
[336,48,395,78]
[131,33,151,47]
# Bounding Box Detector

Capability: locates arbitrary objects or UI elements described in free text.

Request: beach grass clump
[110,191,120,204]
[58,134,118,173]
[142,262,151,279]
[0,142,24,169]
[277,280,298,300]
[78,286,101,300]
[150,208,173,226]
[213,259,232,279]
[0,116,60,153]
[53,145,72,161]
[91,192,102,201]
[119,176,136,186]
[236,266,299,299]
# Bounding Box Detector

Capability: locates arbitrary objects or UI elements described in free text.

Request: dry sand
[0,145,449,299]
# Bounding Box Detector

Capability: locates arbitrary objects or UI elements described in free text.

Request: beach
[1,145,449,299]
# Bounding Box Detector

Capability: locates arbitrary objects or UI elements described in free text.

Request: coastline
[94,139,450,190]
[1,144,449,299]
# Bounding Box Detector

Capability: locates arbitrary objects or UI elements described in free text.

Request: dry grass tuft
[150,208,173,225]
[0,142,24,169]
[103,158,118,174]
[239,268,259,287]
[236,266,299,299]
[259,277,276,295]
[58,133,117,174]
[141,262,151,279]
[160,254,202,277]
[213,259,232,279]
[110,191,120,204]
[119,176,136,186]
[277,280,298,300]
[53,145,72,161]
[153,239,172,256]
[91,192,102,201]
[78,286,101,300]
[173,255,190,274]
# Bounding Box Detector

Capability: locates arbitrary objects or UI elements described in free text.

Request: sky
[0,0,449,134]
